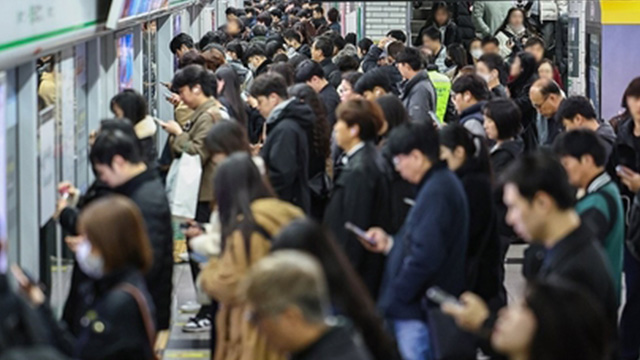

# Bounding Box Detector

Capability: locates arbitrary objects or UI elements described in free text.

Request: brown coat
[171,98,225,202]
[200,198,304,360]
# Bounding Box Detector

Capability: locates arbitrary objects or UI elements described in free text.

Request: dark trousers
[621,247,640,360]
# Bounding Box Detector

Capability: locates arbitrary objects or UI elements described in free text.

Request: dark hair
[481,35,499,48]
[265,40,285,59]
[386,30,407,44]
[376,94,408,131]
[201,47,227,73]
[386,41,406,61]
[270,8,283,19]
[524,36,546,50]
[508,51,538,93]
[556,96,597,122]
[313,36,334,58]
[283,29,302,43]
[422,26,441,42]
[90,123,144,166]
[249,72,289,99]
[447,43,468,68]
[553,129,607,167]
[387,121,440,162]
[500,151,576,209]
[226,40,244,62]
[205,120,251,155]
[268,62,295,86]
[342,71,363,87]
[439,123,492,176]
[199,31,229,50]
[272,53,289,64]
[215,152,275,248]
[244,43,267,61]
[179,50,206,69]
[110,89,148,125]
[226,7,237,16]
[496,8,532,36]
[295,59,325,83]
[313,6,324,15]
[289,84,331,160]
[216,65,248,126]
[431,1,451,26]
[452,74,491,101]
[478,53,507,84]
[245,7,257,16]
[256,12,272,27]
[336,99,385,141]
[483,98,522,140]
[328,32,346,51]
[345,32,357,46]
[358,38,373,54]
[294,21,316,44]
[335,55,360,73]
[623,77,640,109]
[252,23,269,37]
[170,33,194,54]
[327,7,339,23]
[172,64,217,97]
[525,281,610,360]
[271,219,401,360]
[354,68,392,94]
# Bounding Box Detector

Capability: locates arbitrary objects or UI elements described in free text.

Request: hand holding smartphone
[345,222,376,245]
[427,286,463,309]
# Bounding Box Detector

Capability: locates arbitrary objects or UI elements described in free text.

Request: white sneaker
[182,316,212,333]
[179,301,200,313]
[178,252,189,262]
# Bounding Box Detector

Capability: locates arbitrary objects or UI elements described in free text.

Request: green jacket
[575,173,624,301]
[428,70,451,124]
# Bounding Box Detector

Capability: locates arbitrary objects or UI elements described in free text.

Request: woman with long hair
[110,90,158,168]
[445,43,469,80]
[200,153,304,360]
[271,219,401,360]
[215,65,248,126]
[414,1,460,47]
[288,83,331,220]
[508,51,538,151]
[495,8,535,59]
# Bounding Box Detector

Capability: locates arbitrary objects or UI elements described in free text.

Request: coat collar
[114,168,157,197]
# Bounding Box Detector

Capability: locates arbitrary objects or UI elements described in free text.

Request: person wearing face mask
[245,43,272,77]
[477,53,508,99]
[495,8,534,60]
[467,38,483,65]
[18,196,158,360]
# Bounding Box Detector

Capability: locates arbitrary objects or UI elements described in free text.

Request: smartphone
[345,222,376,245]
[426,286,462,307]
[403,198,416,207]
[616,165,632,176]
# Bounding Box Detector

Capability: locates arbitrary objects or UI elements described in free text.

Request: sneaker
[178,252,189,263]
[179,301,200,313]
[182,316,211,333]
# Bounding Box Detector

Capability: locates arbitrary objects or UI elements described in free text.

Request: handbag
[165,153,202,219]
[117,283,159,360]
[426,307,477,360]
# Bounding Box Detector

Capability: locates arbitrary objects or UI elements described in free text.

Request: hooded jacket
[261,98,315,213]
[201,198,304,360]
[401,70,437,124]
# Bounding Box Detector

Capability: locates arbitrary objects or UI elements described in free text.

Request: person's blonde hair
[78,195,153,273]
[240,250,329,323]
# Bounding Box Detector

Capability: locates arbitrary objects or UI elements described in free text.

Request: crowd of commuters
[4,1,640,360]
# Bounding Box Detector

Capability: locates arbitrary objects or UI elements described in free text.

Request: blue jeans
[393,319,433,360]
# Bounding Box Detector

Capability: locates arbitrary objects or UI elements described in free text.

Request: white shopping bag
[166,153,202,219]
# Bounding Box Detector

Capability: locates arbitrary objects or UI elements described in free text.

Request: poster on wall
[60,52,76,185]
[0,73,7,273]
[39,106,56,227]
[588,34,600,118]
[117,33,134,91]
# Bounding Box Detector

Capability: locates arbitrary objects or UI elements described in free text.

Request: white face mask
[76,239,105,279]
[470,49,483,60]
[479,72,492,84]
[248,62,257,72]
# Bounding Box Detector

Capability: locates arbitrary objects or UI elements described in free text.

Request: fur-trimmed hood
[134,115,158,139]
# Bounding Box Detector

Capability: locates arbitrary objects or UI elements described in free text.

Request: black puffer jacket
[261,98,315,213]
[45,268,156,360]
[449,1,476,47]
[114,169,173,330]
[291,321,372,360]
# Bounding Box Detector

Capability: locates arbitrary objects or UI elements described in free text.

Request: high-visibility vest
[428,70,452,124]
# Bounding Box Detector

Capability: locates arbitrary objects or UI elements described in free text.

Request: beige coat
[171,98,225,202]
[200,198,304,360]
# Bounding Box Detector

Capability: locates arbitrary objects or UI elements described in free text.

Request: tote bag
[165,153,202,219]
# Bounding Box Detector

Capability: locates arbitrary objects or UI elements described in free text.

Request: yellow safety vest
[428,70,451,124]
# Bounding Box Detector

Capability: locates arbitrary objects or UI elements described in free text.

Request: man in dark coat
[89,127,174,331]
[449,1,476,47]
[311,36,341,88]
[250,73,314,213]
[295,60,341,126]
[361,37,403,95]
[242,251,372,360]
[324,99,392,298]
[395,47,437,124]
